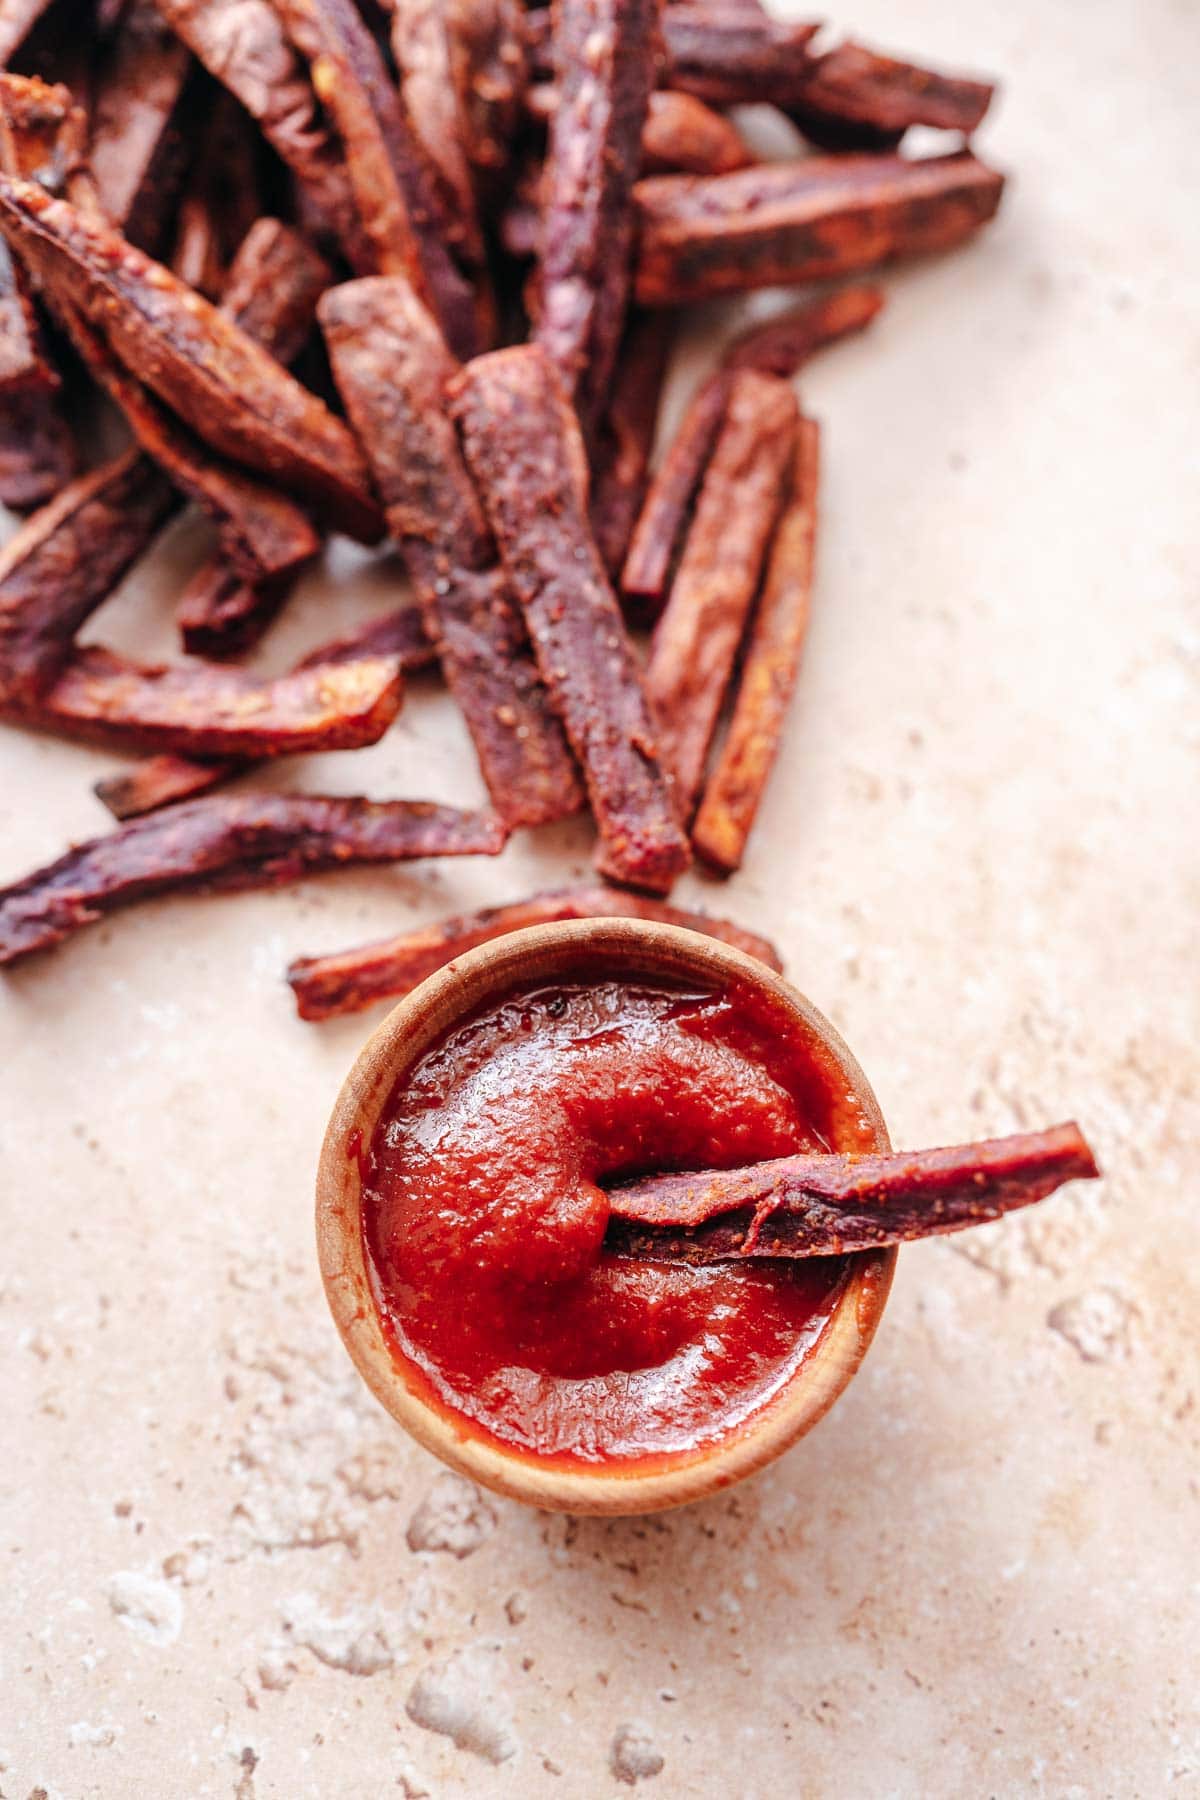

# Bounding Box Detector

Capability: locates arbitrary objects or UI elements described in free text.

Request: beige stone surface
[2,2,1198,1794]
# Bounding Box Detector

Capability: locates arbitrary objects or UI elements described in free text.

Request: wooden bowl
[316,918,895,1514]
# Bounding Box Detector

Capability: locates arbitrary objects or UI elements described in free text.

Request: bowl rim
[315,917,895,1514]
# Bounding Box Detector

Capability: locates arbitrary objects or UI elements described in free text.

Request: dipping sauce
[362,965,878,1469]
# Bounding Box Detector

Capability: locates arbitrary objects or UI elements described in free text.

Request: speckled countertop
[2,2,1197,1794]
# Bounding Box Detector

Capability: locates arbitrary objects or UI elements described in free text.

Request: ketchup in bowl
[361,959,879,1470]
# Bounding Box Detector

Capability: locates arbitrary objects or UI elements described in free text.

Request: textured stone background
[2,1,1197,1794]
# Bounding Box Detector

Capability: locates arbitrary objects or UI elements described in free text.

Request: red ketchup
[363,965,876,1469]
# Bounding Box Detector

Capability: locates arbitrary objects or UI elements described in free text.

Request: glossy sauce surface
[363,970,874,1467]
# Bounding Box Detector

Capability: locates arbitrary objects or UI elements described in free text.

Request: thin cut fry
[287,884,785,1019]
[0,795,507,965]
[722,283,884,374]
[0,74,81,395]
[93,754,245,820]
[621,286,881,612]
[173,217,333,651]
[449,0,527,184]
[790,40,995,151]
[527,82,754,178]
[216,219,332,368]
[645,370,797,814]
[391,0,476,239]
[606,1125,1100,1262]
[589,309,674,577]
[620,370,729,613]
[692,417,819,872]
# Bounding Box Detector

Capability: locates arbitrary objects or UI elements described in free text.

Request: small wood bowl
[316,918,895,1515]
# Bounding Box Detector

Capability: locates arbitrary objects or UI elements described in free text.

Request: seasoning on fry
[0,794,507,965]
[450,344,691,893]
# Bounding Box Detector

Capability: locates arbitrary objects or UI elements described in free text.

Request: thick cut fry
[641,89,753,176]
[0,178,381,539]
[606,1126,1100,1263]
[622,286,881,612]
[321,280,490,561]
[0,794,507,964]
[94,754,243,819]
[275,0,482,359]
[0,386,74,507]
[87,0,194,251]
[10,643,404,757]
[661,7,819,106]
[149,0,369,268]
[589,309,673,577]
[0,450,175,705]
[692,418,818,872]
[450,345,690,893]
[287,884,785,1019]
[320,277,582,830]
[175,561,295,657]
[293,603,435,674]
[216,218,331,367]
[645,370,797,814]
[790,41,995,151]
[635,151,1005,306]
[94,604,435,821]
[533,0,658,427]
[61,299,321,584]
